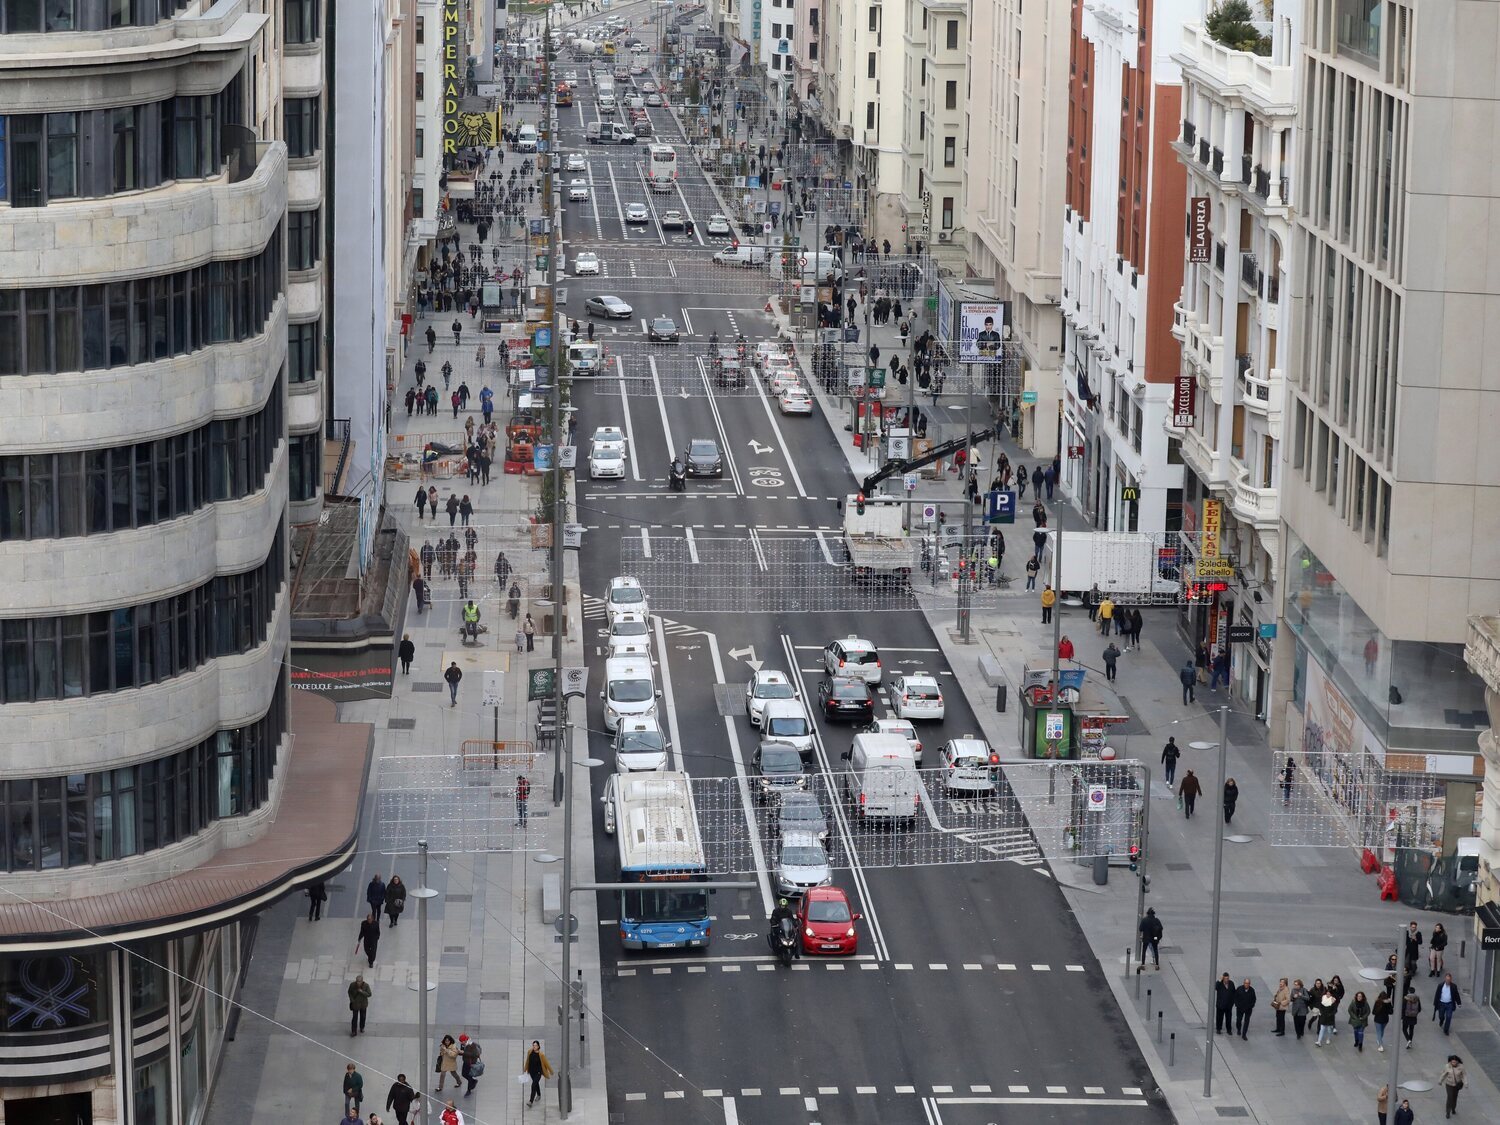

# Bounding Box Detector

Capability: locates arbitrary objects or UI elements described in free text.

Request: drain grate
[1231,948,1262,958]
[388,718,417,730]
[413,682,443,692]
[1166,862,1193,871]
[1215,1108,1250,1118]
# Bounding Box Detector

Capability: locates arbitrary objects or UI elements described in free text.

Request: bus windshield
[646,144,677,191]
[622,887,708,922]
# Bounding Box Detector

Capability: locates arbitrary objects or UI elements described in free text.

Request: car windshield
[609,679,653,703]
[780,798,823,822]
[904,683,941,699]
[767,716,809,737]
[654,319,675,330]
[756,680,795,700]
[612,620,648,637]
[843,650,878,665]
[619,731,665,752]
[831,682,866,699]
[594,449,622,462]
[808,899,851,923]
[761,749,801,773]
[783,846,825,867]
[954,754,988,769]
[610,587,643,605]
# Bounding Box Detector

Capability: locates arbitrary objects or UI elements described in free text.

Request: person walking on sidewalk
[1439,1055,1466,1118]
[1378,1084,1389,1125]
[1316,991,1337,1045]
[1178,770,1201,818]
[415,485,428,521]
[307,881,327,921]
[434,1035,460,1093]
[384,875,406,928]
[1349,990,1371,1051]
[1271,978,1290,1035]
[1393,1099,1414,1125]
[1160,738,1180,784]
[1429,923,1448,976]
[1137,908,1162,971]
[412,576,428,615]
[1180,660,1197,704]
[1234,978,1256,1039]
[1213,973,1236,1034]
[398,634,415,676]
[1281,755,1296,804]
[1098,597,1114,635]
[356,912,380,968]
[523,613,536,651]
[516,774,530,826]
[1405,921,1424,979]
[1025,556,1039,590]
[348,973,371,1036]
[1433,973,1461,1034]
[385,1076,416,1125]
[365,874,386,920]
[426,324,437,352]
[459,1034,484,1096]
[444,661,463,706]
[1040,584,1055,624]
[1103,641,1121,682]
[427,486,438,519]
[1291,979,1311,1039]
[1401,985,1422,1048]
[1130,607,1144,650]
[445,493,459,526]
[343,1064,365,1115]
[522,1041,553,1106]
[1222,778,1240,824]
[1373,987,1394,1050]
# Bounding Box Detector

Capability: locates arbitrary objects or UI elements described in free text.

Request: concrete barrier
[541,873,562,924]
[978,652,1006,687]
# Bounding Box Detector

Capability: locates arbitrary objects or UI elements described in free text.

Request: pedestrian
[1178,770,1201,818]
[307,880,327,921]
[507,582,521,620]
[1222,778,1239,823]
[1032,528,1048,563]
[1433,972,1461,1034]
[523,613,536,651]
[1103,641,1121,682]
[1280,755,1296,804]
[1098,596,1114,635]
[460,495,474,526]
[476,344,486,369]
[415,485,428,520]
[1130,607,1144,650]
[1234,978,1256,1039]
[1085,583,1100,621]
[1349,990,1370,1051]
[1031,465,1044,496]
[1377,1084,1389,1125]
[439,1099,459,1125]
[522,1040,553,1106]
[1160,737,1180,784]
[1328,973,1346,1032]
[1211,649,1231,691]
[1040,583,1055,624]
[426,324,437,352]
[1180,660,1197,704]
[385,875,406,927]
[441,360,453,389]
[1015,464,1028,499]
[444,661,463,706]
[1373,987,1394,1050]
[348,973,371,1036]
[1213,973,1236,1034]
[1025,556,1040,591]
[450,390,461,418]
[344,1063,365,1115]
[1271,977,1290,1035]
[1429,923,1448,976]
[445,494,459,526]
[356,912,380,968]
[1401,985,1421,1048]
[385,1076,416,1125]
[1032,501,1047,528]
[451,317,462,346]
[459,1034,484,1096]
[1058,635,1074,662]
[1290,978,1310,1039]
[1137,907,1162,971]
[366,873,387,919]
[1393,1099,1414,1125]
[398,634,415,675]
[1316,991,1337,1045]
[421,540,435,579]
[1405,921,1424,979]
[516,774,531,825]
[434,1034,461,1093]
[405,387,416,416]
[1439,1055,1466,1118]
[427,485,438,518]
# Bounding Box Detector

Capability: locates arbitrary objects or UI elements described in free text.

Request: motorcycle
[768,916,798,967]
[669,458,687,492]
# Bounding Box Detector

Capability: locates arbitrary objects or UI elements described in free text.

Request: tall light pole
[1201,702,1231,1095]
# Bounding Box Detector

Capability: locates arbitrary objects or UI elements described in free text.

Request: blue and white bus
[605,771,712,950]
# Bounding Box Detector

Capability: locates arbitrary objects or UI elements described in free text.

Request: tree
[1204,0,1271,55]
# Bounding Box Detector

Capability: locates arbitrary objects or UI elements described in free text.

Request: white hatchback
[779,386,813,415]
[745,669,798,727]
[589,443,627,479]
[940,737,997,795]
[568,179,590,200]
[706,213,732,235]
[605,576,648,625]
[768,369,803,396]
[591,425,627,452]
[889,674,946,720]
[606,611,652,656]
[823,636,882,684]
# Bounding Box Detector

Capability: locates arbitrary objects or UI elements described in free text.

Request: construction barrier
[386,430,469,481]
[460,740,537,772]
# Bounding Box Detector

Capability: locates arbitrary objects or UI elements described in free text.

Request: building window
[288,209,320,271]
[0,0,78,32]
[809,42,817,59]
[415,127,424,157]
[412,187,424,216]
[0,528,285,704]
[0,235,282,377]
[285,0,320,44]
[941,195,954,228]
[111,105,141,192]
[415,14,423,42]
[288,321,319,383]
[943,136,956,166]
[0,375,283,541]
[284,97,320,159]
[867,4,876,31]
[945,79,957,109]
[866,101,876,130]
[288,433,320,501]
[945,18,958,49]
[1336,0,1381,61]
[415,72,425,101]
[867,50,875,77]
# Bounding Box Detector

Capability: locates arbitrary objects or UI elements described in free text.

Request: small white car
[591,425,627,452]
[565,152,587,171]
[745,669,798,727]
[607,611,652,656]
[573,250,601,275]
[589,443,627,479]
[564,70,580,82]
[768,369,803,396]
[660,210,685,229]
[614,715,669,772]
[645,91,663,107]
[889,673,946,720]
[824,636,882,683]
[865,717,923,762]
[640,79,657,92]
[775,834,833,897]
[625,202,650,223]
[568,179,590,201]
[706,213,732,236]
[779,386,813,415]
[940,737,997,795]
[606,576,648,624]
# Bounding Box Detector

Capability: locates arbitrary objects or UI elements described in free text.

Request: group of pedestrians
[352,873,408,972]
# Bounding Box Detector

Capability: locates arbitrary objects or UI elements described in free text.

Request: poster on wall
[957,302,1009,364]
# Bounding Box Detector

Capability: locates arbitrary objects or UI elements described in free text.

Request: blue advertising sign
[1258,623,1278,639]
[746,175,761,189]
[533,444,554,472]
[985,490,1017,525]
[535,327,552,348]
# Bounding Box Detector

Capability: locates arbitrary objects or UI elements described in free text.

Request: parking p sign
[1086,783,1108,812]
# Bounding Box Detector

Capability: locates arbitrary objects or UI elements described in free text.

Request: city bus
[645,143,677,192]
[604,771,712,950]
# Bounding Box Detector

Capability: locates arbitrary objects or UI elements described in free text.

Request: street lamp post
[1201,702,1231,1096]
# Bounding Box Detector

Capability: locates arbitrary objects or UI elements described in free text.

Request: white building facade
[898,0,966,265]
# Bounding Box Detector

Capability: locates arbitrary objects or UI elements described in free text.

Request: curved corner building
[0,3,365,1123]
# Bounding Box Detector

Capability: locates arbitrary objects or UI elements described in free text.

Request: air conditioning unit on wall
[936,231,951,242]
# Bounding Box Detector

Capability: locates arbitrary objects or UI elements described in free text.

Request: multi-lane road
[547,13,1172,1123]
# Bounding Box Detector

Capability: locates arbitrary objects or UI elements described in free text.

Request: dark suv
[817,676,875,722]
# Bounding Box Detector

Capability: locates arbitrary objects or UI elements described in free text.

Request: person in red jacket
[1058,636,1075,662]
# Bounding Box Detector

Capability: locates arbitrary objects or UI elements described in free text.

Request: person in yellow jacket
[1098,597,1115,635]
[1040,584,1056,624]
[522,1041,554,1107]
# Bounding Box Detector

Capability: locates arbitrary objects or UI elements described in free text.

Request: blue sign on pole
[746,175,761,189]
[533,444,554,472]
[985,490,1017,524]
[535,327,552,348]
[1258,623,1278,639]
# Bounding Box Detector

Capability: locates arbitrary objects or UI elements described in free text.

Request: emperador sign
[444,0,462,153]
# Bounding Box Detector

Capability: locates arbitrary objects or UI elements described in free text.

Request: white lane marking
[640,316,648,336]
[803,1096,817,1111]
[649,355,676,458]
[679,307,695,335]
[664,1091,684,1099]
[639,527,652,559]
[613,354,642,481]
[928,963,948,970]
[817,1087,839,1096]
[894,964,914,971]
[970,1085,992,1094]
[707,630,773,915]
[605,160,628,232]
[963,963,983,970]
[937,1098,1151,1108]
[700,366,745,494]
[625,1093,646,1102]
[782,631,891,962]
[1122,1087,1144,1096]
[685,526,699,564]
[750,365,809,497]
[779,1087,799,1097]
[586,161,603,238]
[635,161,669,246]
[740,1088,761,1097]
[814,529,836,566]
[1066,964,1086,972]
[674,177,705,246]
[997,963,1017,970]
[748,527,768,572]
[1031,964,1051,971]
[1084,1086,1105,1095]
[722,1096,737,1124]
[856,1087,877,1095]
[652,615,682,772]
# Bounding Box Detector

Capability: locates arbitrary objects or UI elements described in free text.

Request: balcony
[1198,138,1210,166]
[1212,147,1224,176]
[862,127,881,147]
[1240,153,1252,185]
[1238,365,1283,422]
[1183,119,1197,146]
[1174,22,1297,111]
[1253,165,1270,199]
[1258,290,1280,330]
[1240,252,1263,294]
[1179,425,1226,487]
[1229,462,1279,529]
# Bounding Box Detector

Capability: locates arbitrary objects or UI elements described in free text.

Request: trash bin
[1092,854,1109,886]
[995,684,1007,713]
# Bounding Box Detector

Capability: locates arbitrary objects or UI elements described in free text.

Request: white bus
[645,143,677,192]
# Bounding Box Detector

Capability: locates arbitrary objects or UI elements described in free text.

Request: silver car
[775,834,832,896]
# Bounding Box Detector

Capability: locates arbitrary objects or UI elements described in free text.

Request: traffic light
[1129,844,1139,872]
[855,492,865,516]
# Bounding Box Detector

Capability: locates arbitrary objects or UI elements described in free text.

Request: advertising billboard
[957,301,1008,365]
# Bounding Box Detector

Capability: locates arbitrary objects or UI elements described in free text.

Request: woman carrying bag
[522,1040,553,1107]
[385,876,407,929]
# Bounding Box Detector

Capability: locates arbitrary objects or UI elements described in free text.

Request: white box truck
[842,496,912,580]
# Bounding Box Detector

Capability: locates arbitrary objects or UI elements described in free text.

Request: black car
[776,791,830,842]
[753,741,808,802]
[817,675,875,721]
[711,357,746,389]
[647,316,680,342]
[682,438,722,477]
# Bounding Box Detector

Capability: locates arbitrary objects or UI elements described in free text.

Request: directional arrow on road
[727,645,763,672]
[747,439,774,455]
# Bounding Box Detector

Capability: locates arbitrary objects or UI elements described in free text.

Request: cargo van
[567,340,603,374]
[714,245,768,268]
[597,92,617,113]
[759,699,814,762]
[513,124,539,152]
[601,655,658,731]
[841,732,920,825]
[790,250,843,282]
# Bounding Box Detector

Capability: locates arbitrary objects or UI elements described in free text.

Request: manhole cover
[388,718,417,730]
[1231,948,1262,958]
[413,682,443,692]
[1215,1109,1250,1118]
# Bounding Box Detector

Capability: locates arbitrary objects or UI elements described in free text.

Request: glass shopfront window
[0,951,104,1033]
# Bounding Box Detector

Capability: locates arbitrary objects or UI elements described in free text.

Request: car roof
[781,833,824,850]
[754,670,790,686]
[652,315,675,323]
[689,437,717,448]
[832,636,875,651]
[945,737,990,753]
[611,610,647,625]
[804,884,846,902]
[609,575,642,590]
[827,676,867,690]
[760,698,805,716]
[898,673,940,686]
[617,715,661,733]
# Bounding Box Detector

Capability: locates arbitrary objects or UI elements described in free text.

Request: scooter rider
[670,455,686,491]
[769,898,798,958]
[462,599,481,640]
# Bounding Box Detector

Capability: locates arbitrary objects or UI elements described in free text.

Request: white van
[567,340,603,375]
[842,732,920,824]
[602,655,657,731]
[597,93,617,113]
[514,124,539,152]
[759,699,814,762]
[793,250,844,282]
[714,245,768,268]
[938,737,997,795]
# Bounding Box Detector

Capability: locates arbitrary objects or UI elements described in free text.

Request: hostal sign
[444,0,462,153]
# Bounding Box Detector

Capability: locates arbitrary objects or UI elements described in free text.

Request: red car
[798,885,861,955]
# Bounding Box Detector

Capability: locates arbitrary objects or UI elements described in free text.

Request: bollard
[1146,988,1152,1014]
[1135,969,1142,999]
[1169,1032,1176,1066]
[1460,939,1466,960]
[1125,946,1132,978]
[1157,1010,1163,1043]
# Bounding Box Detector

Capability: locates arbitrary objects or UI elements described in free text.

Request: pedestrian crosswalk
[617,1081,1150,1104]
[611,958,1087,977]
